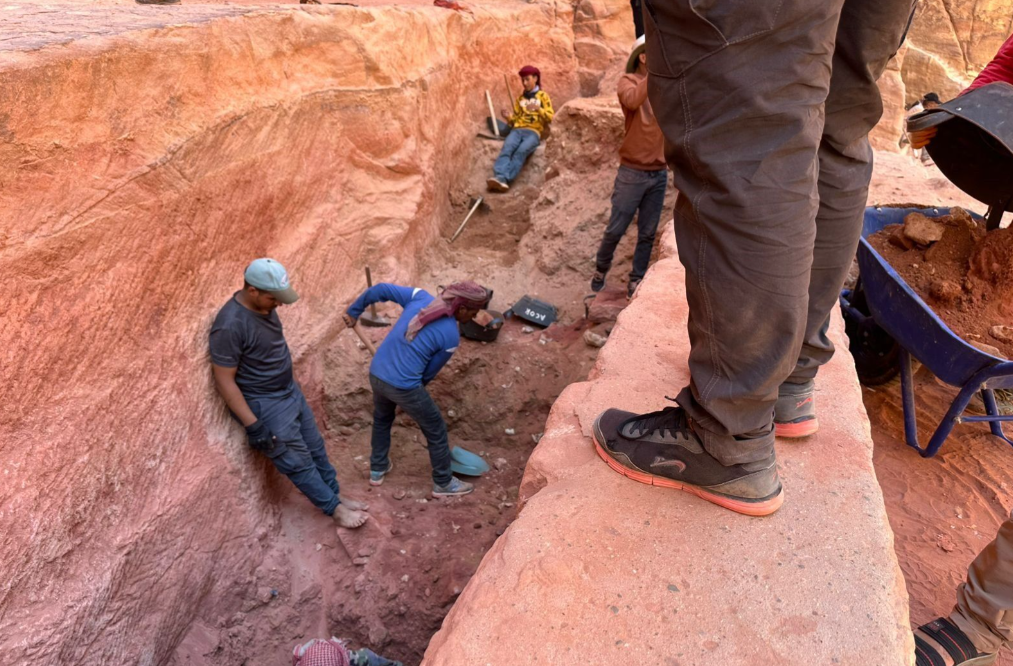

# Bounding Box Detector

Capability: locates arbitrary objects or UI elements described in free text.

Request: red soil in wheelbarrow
[868,208,1013,359]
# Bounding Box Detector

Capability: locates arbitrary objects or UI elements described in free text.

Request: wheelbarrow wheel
[842,282,901,387]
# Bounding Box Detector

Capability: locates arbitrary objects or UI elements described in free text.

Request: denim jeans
[369,375,453,486]
[492,128,540,183]
[646,0,917,464]
[595,165,667,282]
[247,384,341,515]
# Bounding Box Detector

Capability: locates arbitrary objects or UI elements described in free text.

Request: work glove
[342,313,357,329]
[908,124,938,150]
[245,420,277,453]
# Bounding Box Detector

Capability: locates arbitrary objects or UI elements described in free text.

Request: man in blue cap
[210,258,368,529]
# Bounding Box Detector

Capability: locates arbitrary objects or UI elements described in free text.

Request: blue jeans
[594,166,668,282]
[492,128,540,183]
[247,384,341,515]
[369,375,453,487]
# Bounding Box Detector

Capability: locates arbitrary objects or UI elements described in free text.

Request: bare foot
[342,498,369,512]
[333,504,368,529]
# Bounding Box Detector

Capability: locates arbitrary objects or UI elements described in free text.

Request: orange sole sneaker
[592,437,784,517]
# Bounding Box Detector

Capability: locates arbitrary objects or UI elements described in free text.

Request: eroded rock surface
[0,3,631,663]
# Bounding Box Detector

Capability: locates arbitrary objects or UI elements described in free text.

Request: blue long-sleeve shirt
[346,284,459,389]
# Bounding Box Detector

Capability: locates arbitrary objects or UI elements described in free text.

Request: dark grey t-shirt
[209,293,294,398]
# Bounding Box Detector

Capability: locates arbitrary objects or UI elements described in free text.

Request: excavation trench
[176,127,670,666]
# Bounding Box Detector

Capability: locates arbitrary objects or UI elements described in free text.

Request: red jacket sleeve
[965,33,1013,93]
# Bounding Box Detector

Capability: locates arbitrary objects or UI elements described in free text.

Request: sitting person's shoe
[627,279,641,299]
[915,618,998,666]
[369,460,393,486]
[432,476,474,498]
[774,381,819,438]
[591,271,606,292]
[592,405,783,516]
[486,177,509,193]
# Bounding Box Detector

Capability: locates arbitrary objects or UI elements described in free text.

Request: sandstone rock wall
[0,4,630,663]
[874,0,1011,151]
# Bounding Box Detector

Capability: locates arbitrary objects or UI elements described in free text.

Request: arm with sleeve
[346,283,417,318]
[537,90,555,124]
[966,34,1013,92]
[617,74,649,112]
[420,322,459,385]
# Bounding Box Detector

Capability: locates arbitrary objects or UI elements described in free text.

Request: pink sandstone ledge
[423,228,914,665]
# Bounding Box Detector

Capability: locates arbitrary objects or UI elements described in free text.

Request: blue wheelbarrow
[841,205,1013,458]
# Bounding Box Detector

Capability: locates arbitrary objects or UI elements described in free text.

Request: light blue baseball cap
[244,258,299,304]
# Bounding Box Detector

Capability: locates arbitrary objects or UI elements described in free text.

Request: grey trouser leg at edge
[950,510,1013,655]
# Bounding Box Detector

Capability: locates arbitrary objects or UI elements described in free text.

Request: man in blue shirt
[344,281,490,497]
[210,258,368,529]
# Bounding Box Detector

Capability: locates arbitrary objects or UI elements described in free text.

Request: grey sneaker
[369,460,393,486]
[774,381,819,438]
[432,476,474,498]
[592,405,783,516]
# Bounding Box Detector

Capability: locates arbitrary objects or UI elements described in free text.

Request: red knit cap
[518,65,541,85]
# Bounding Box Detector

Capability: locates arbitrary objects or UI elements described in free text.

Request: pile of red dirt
[868,208,1013,358]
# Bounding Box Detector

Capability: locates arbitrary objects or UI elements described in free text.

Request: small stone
[903,212,945,246]
[315,543,323,551]
[929,279,961,304]
[473,522,483,529]
[393,489,407,501]
[971,340,1005,358]
[447,409,457,418]
[353,557,370,566]
[667,584,679,593]
[521,326,534,334]
[990,325,1013,343]
[493,457,508,470]
[257,587,274,604]
[401,574,410,583]
[532,432,543,444]
[888,224,915,250]
[583,329,607,348]
[505,428,516,436]
[357,547,372,557]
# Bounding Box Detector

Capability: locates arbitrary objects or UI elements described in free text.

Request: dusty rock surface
[0,3,634,664]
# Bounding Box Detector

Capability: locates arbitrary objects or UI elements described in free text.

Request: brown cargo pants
[643,0,917,464]
[950,510,1013,655]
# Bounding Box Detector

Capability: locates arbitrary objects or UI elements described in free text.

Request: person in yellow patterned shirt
[487,65,554,193]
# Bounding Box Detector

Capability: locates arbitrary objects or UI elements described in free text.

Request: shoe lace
[627,399,690,438]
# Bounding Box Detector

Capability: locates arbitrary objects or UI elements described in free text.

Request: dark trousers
[595,165,667,283]
[370,375,453,487]
[247,384,341,515]
[644,0,916,464]
[630,0,644,38]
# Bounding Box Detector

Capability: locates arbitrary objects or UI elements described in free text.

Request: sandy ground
[866,152,1013,664]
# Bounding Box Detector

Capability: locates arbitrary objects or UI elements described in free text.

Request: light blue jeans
[493,128,540,183]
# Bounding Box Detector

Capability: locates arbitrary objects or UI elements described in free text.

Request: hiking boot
[486,177,509,193]
[592,405,783,516]
[432,476,474,498]
[915,618,998,666]
[591,271,606,292]
[627,279,641,299]
[774,381,819,438]
[369,461,393,486]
